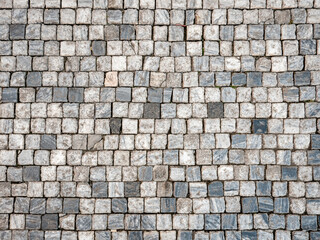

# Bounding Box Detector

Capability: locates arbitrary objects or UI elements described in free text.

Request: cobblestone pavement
[1,0,320,239]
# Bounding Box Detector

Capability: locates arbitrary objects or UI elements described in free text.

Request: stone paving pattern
[1,0,320,239]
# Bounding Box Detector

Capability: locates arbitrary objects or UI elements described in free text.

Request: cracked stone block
[26,72,42,87]
[143,103,160,119]
[40,135,56,150]
[10,25,25,40]
[42,214,58,230]
[208,102,224,118]
[2,88,18,103]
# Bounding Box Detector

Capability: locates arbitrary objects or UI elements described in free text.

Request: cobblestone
[0,0,320,238]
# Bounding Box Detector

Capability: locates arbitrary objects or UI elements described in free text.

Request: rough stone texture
[0,0,320,237]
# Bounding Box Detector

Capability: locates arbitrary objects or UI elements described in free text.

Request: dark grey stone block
[256,181,271,196]
[95,231,111,240]
[308,150,320,165]
[300,40,316,55]
[205,214,220,230]
[53,87,68,102]
[27,72,42,87]
[216,72,231,86]
[312,135,320,149]
[92,182,108,197]
[247,72,262,87]
[253,119,268,134]
[128,231,142,240]
[92,41,106,56]
[41,214,59,230]
[124,182,140,197]
[44,9,59,24]
[30,198,45,214]
[274,197,289,214]
[143,103,160,119]
[29,41,44,56]
[138,166,153,181]
[250,165,265,180]
[28,231,43,240]
[278,72,293,86]
[174,182,188,198]
[179,231,192,240]
[2,88,18,103]
[40,135,56,150]
[105,25,120,40]
[36,88,52,102]
[63,198,79,214]
[141,215,156,230]
[108,214,124,229]
[242,197,258,213]
[120,25,135,40]
[301,216,317,230]
[242,231,257,240]
[26,215,41,229]
[259,197,274,212]
[134,71,150,87]
[222,214,237,230]
[112,198,127,213]
[68,88,84,103]
[126,215,140,230]
[208,102,224,118]
[110,118,122,134]
[116,87,131,101]
[208,181,223,197]
[220,26,234,40]
[161,198,176,213]
[232,73,246,86]
[148,88,162,103]
[23,166,40,182]
[76,215,92,230]
[10,25,25,40]
[294,71,311,86]
[14,197,30,213]
[186,166,201,181]
[199,73,214,86]
[248,25,264,39]
[282,166,297,180]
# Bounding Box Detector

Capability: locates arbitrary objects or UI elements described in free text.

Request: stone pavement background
[0,0,320,239]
